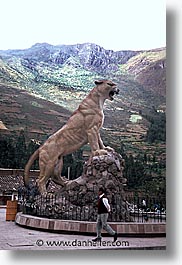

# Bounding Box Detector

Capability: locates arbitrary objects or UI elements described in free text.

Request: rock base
[24,150,133,221]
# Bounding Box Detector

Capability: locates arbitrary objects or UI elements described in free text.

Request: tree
[14,130,27,168]
[0,138,16,168]
[62,149,84,180]
[26,139,40,169]
[145,112,166,143]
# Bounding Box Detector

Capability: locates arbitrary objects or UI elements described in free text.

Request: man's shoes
[113,232,118,242]
[92,237,101,242]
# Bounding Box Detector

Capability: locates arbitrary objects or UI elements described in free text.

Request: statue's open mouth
[109,89,119,100]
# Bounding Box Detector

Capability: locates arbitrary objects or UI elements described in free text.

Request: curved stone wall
[15,212,166,236]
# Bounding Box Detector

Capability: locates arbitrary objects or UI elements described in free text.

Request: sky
[0,0,166,51]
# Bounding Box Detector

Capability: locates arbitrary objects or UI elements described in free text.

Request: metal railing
[18,188,166,223]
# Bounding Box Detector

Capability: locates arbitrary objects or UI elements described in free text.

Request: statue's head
[94,80,119,101]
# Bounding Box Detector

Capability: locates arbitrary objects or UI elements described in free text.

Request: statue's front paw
[104,146,114,152]
[93,149,108,156]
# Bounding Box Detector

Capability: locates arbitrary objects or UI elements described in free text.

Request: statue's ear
[95,80,103,85]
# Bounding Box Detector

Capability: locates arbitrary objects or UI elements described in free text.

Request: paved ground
[0,208,166,250]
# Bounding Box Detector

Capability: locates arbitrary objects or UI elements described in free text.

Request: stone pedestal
[60,150,126,196]
[24,150,132,221]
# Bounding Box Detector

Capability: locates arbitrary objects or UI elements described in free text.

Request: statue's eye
[107,82,113,86]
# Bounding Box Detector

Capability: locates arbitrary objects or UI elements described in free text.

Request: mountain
[0,42,139,73]
[0,83,71,138]
[0,43,166,109]
[120,48,166,97]
[0,43,166,157]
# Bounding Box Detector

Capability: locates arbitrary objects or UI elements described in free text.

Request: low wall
[0,168,40,177]
[15,212,166,236]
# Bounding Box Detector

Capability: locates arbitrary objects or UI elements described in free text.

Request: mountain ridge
[0,42,140,75]
[0,42,166,106]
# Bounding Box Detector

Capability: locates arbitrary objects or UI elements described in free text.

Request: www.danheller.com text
[35,239,129,248]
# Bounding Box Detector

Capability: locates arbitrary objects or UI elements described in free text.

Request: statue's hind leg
[52,156,69,186]
[37,161,54,193]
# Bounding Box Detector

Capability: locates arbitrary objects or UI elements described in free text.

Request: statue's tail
[24,149,39,187]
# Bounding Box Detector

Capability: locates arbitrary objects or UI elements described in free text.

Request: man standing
[92,187,118,242]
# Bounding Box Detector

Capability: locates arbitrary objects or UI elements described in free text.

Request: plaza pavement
[0,207,166,250]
